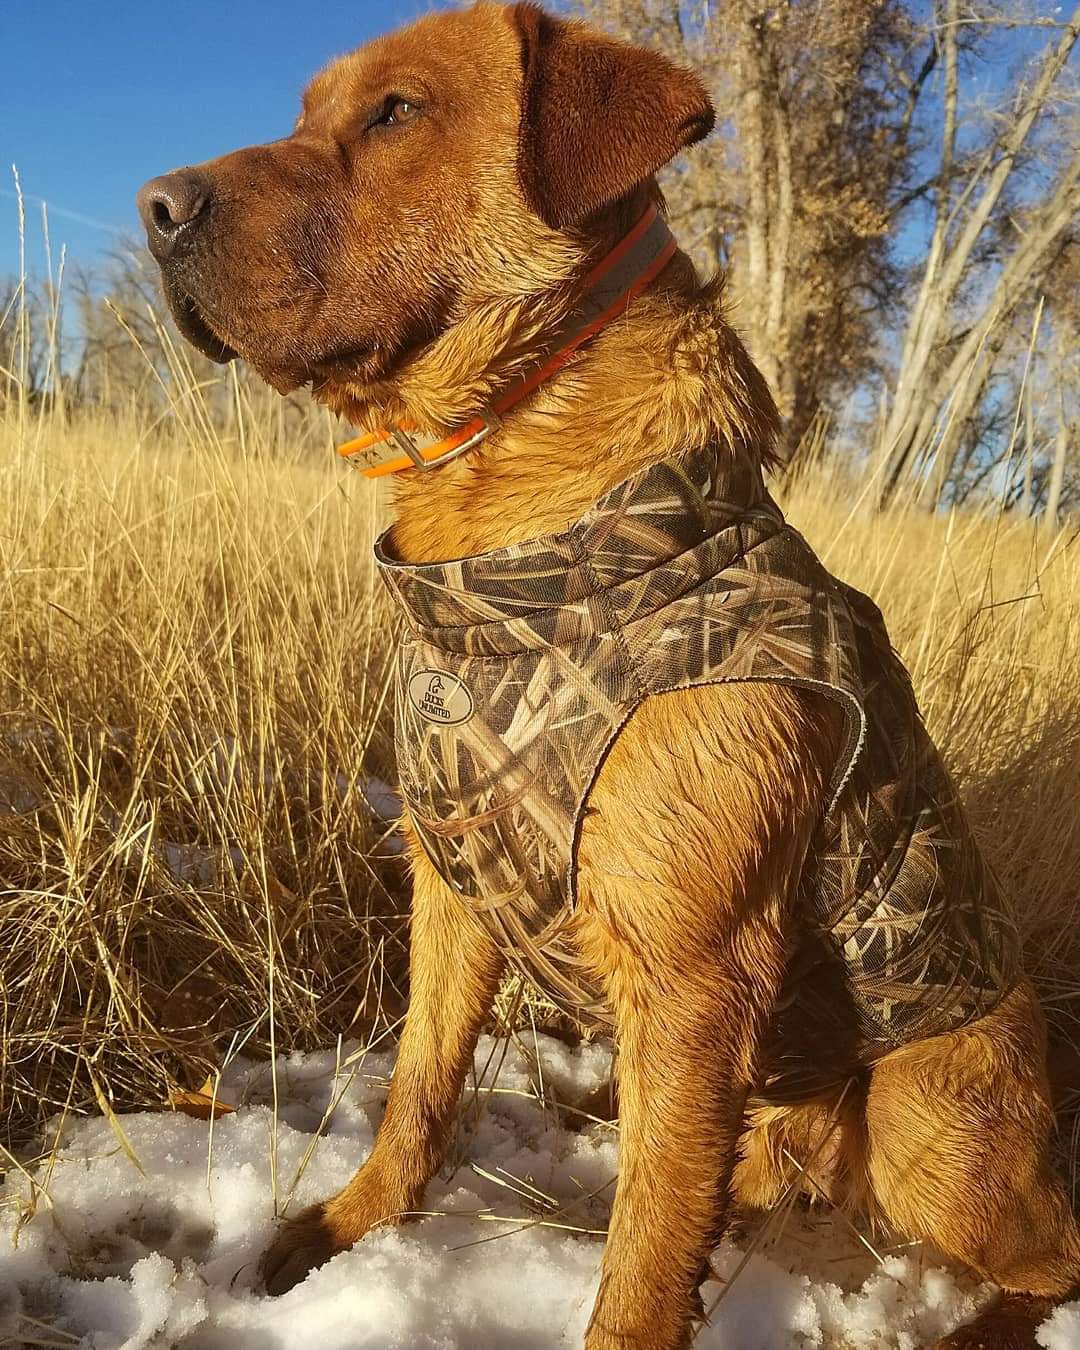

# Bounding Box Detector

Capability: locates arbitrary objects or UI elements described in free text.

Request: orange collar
[337,203,677,479]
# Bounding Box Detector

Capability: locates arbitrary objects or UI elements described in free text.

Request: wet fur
[141,6,1080,1345]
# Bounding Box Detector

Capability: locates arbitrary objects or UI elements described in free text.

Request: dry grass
[1,329,1078,1165]
[0,390,406,1143]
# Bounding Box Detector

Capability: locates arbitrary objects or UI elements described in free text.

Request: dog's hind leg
[732,1090,870,1214]
[262,842,505,1295]
[863,982,1080,1348]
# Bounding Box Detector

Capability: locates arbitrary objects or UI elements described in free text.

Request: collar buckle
[390,411,501,472]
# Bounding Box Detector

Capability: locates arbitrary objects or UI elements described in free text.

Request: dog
[136,6,1080,1346]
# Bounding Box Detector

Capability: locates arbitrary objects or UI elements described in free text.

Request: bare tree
[576,0,923,456]
[0,277,48,406]
[879,1,1080,500]
[725,0,922,450]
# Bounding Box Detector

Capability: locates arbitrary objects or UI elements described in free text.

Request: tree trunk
[1044,333,1071,534]
[736,5,777,397]
[1021,377,1035,516]
[766,94,795,424]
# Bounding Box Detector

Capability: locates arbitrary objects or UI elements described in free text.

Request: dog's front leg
[571,685,836,1349]
[263,842,504,1294]
[581,932,782,1350]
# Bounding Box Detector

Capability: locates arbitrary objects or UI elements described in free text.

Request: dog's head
[136,3,712,402]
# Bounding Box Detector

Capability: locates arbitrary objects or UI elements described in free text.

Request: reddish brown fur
[139,6,1080,1346]
[515,4,714,228]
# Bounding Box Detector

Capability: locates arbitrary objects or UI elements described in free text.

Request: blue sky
[3,1,1060,287]
[2,0,425,280]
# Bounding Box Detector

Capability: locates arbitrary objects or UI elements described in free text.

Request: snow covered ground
[2,1033,1078,1350]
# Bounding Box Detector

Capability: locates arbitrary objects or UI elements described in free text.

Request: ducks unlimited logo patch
[407,670,475,726]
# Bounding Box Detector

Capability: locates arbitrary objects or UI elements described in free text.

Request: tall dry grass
[0,295,1078,1164]
[0,383,407,1144]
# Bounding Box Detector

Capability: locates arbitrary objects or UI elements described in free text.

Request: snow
[1042,1306,1080,1350]
[2,1034,1077,1349]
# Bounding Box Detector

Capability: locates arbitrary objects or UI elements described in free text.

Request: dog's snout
[137,170,212,260]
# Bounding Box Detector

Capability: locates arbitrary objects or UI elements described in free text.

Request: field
[1,373,1079,1346]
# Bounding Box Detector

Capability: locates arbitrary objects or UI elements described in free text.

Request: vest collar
[337,203,678,479]
[374,441,781,656]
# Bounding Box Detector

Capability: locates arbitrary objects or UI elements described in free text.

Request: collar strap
[337,203,677,479]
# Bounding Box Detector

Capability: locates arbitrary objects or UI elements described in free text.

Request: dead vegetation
[1,335,1078,1166]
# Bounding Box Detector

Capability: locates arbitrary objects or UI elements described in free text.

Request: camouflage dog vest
[375,444,1019,1099]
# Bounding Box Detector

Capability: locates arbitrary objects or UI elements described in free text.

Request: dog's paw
[261,1202,342,1296]
[932,1293,1054,1350]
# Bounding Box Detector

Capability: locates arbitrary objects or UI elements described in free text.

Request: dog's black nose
[136,170,211,260]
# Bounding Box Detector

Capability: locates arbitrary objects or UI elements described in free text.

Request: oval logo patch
[407,669,474,727]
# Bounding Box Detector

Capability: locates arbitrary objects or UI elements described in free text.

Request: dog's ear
[511,3,714,229]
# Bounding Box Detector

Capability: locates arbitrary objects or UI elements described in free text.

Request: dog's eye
[382,98,419,127]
